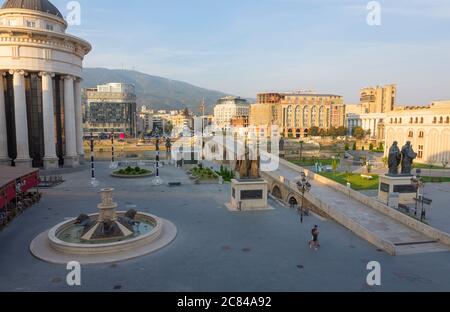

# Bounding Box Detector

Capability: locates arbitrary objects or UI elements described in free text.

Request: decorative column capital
[39,72,55,78]
[63,75,75,81]
[9,69,27,76]
[74,76,83,83]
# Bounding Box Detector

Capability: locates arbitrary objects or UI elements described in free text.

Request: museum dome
[1,0,62,18]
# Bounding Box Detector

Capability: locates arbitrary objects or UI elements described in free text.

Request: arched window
[311,107,317,127]
[440,117,444,124]
[319,106,325,128]
[421,117,424,124]
[419,131,424,138]
[303,107,309,128]
[446,117,450,124]
[408,131,414,138]
[294,106,301,128]
[415,117,419,123]
[286,106,293,127]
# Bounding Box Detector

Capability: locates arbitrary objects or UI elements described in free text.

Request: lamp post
[411,169,424,219]
[152,136,163,185]
[296,172,312,223]
[109,130,118,169]
[90,131,100,188]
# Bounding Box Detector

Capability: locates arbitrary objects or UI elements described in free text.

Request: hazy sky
[53,0,450,104]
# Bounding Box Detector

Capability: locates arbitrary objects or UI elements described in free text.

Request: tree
[299,141,304,160]
[345,143,350,151]
[309,127,320,137]
[352,142,357,151]
[369,143,374,151]
[332,158,338,176]
[164,121,174,134]
[352,127,365,140]
[336,126,348,137]
[378,142,384,152]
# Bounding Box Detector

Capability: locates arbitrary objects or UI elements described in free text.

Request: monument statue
[387,141,402,175]
[235,134,261,179]
[279,137,285,152]
[401,141,417,175]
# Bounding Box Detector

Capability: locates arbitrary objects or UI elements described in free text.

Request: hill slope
[81,68,230,112]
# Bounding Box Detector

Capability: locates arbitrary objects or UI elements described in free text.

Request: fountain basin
[48,212,162,255]
[30,213,177,264]
[30,187,177,264]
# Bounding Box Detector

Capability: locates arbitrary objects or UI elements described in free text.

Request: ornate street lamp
[296,172,312,223]
[411,169,425,220]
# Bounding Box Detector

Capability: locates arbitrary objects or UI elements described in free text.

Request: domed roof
[1,0,63,18]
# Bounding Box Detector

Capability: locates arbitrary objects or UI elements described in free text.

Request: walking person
[309,225,320,251]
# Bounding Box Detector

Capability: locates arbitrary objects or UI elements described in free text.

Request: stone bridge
[260,152,450,256]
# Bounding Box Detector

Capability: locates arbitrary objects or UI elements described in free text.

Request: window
[440,117,444,124]
[433,117,437,124]
[415,117,419,123]
[421,117,424,124]
[46,24,54,31]
[26,20,36,28]
[399,118,402,124]
[410,118,413,123]
[418,146,424,159]
[446,117,450,124]
[419,131,424,138]
[408,131,414,138]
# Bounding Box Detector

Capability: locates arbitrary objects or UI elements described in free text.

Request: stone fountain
[77,188,134,242]
[30,188,177,265]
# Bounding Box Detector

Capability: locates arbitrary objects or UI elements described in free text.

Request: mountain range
[81,68,235,113]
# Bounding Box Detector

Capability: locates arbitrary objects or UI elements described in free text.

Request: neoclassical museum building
[0,0,91,168]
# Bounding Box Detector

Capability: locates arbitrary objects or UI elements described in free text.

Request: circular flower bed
[111,166,153,178]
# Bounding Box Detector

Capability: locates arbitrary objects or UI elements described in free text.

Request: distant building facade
[384,101,450,165]
[213,96,249,128]
[346,84,397,140]
[250,92,346,138]
[84,83,137,137]
[137,105,154,135]
[360,84,397,114]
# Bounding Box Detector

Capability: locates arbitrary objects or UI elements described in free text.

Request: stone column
[40,72,58,169]
[63,75,79,167]
[373,119,377,137]
[11,70,32,167]
[0,73,10,165]
[74,78,84,164]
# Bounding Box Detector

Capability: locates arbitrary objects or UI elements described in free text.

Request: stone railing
[274,155,450,247]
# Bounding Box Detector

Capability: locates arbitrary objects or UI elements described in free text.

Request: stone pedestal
[0,158,11,166]
[43,157,59,170]
[64,155,80,168]
[378,175,417,206]
[14,158,33,168]
[228,179,269,211]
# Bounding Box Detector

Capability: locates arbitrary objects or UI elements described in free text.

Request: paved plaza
[1,163,450,292]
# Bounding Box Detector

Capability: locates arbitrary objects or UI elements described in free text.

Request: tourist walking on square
[309,225,320,250]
